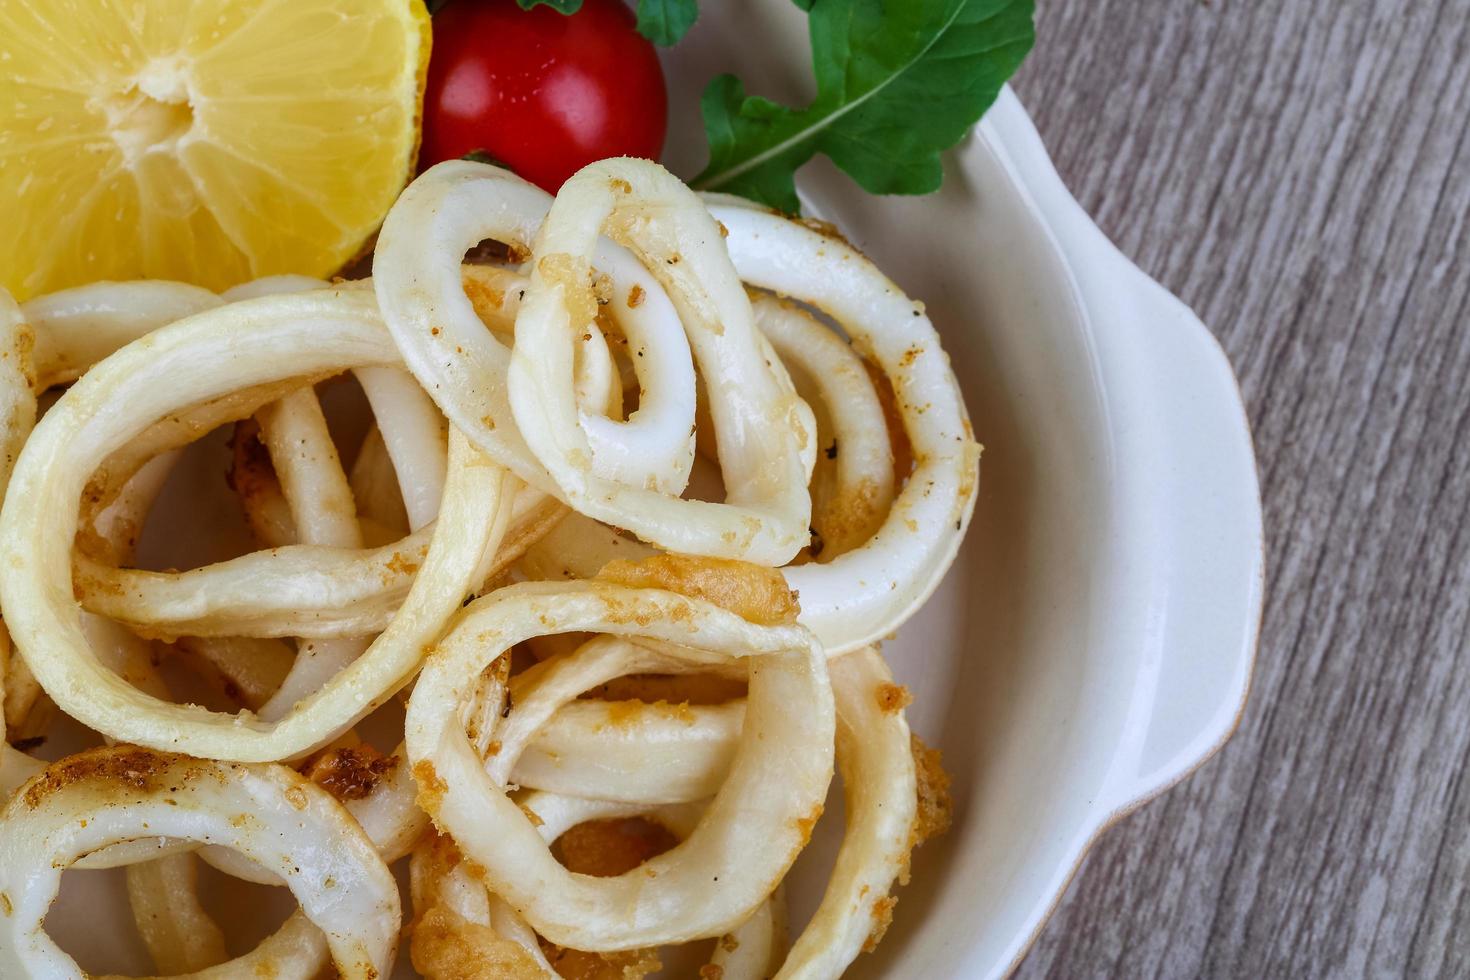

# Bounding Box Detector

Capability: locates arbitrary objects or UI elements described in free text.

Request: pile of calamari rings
[0,158,976,979]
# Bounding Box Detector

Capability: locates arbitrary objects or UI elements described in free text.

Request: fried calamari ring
[23,280,221,390]
[708,199,981,653]
[74,486,561,641]
[718,884,787,980]
[0,289,35,490]
[480,635,742,790]
[374,160,688,495]
[509,158,812,564]
[522,791,783,980]
[17,272,536,642]
[481,645,928,978]
[0,287,41,799]
[409,831,558,978]
[118,747,430,970]
[410,792,781,980]
[753,296,895,561]
[0,746,399,979]
[778,646,919,978]
[0,289,515,760]
[510,697,744,804]
[355,365,448,531]
[350,424,411,541]
[405,580,833,949]
[126,853,229,974]
[93,530,425,969]
[221,275,330,302]
[253,386,374,720]
[516,510,654,583]
[63,276,561,642]
[75,410,561,642]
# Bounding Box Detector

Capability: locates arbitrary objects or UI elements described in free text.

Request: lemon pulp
[0,0,431,299]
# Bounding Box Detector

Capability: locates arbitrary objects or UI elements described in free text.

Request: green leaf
[694,0,1035,213]
[636,0,698,45]
[516,0,584,12]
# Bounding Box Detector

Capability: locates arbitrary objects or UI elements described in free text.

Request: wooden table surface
[1006,1,1470,976]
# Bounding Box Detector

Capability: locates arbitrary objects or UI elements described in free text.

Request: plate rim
[968,87,1266,978]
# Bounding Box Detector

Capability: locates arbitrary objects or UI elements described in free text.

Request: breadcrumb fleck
[596,554,800,626]
[875,682,913,714]
[412,905,545,979]
[903,734,953,884]
[308,746,396,802]
[863,896,898,953]
[793,802,825,845]
[412,760,448,815]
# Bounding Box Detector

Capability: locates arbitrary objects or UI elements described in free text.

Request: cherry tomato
[420,0,668,192]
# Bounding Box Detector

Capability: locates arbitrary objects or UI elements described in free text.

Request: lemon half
[0,0,431,300]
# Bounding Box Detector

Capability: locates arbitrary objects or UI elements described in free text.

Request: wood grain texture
[1007,1,1470,976]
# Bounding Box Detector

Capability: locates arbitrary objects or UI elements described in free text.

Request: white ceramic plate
[822,88,1264,978]
[666,5,1263,976]
[38,5,1263,977]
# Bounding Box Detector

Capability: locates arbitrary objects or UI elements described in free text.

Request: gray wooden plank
[1008,0,1470,976]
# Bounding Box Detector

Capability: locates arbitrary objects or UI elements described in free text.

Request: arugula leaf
[636,0,699,45]
[496,0,697,46]
[516,0,584,12]
[694,0,1035,213]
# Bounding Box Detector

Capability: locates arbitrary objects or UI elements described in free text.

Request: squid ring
[0,746,399,979]
[479,646,927,979]
[373,160,689,495]
[777,646,919,979]
[0,287,41,801]
[410,792,782,980]
[510,158,812,564]
[74,486,560,641]
[708,199,982,653]
[511,697,744,804]
[0,289,514,760]
[405,580,833,949]
[23,280,222,390]
[40,277,557,643]
[522,791,783,980]
[752,297,895,561]
[481,634,742,789]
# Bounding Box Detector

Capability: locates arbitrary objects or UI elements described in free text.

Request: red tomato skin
[421,0,668,192]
